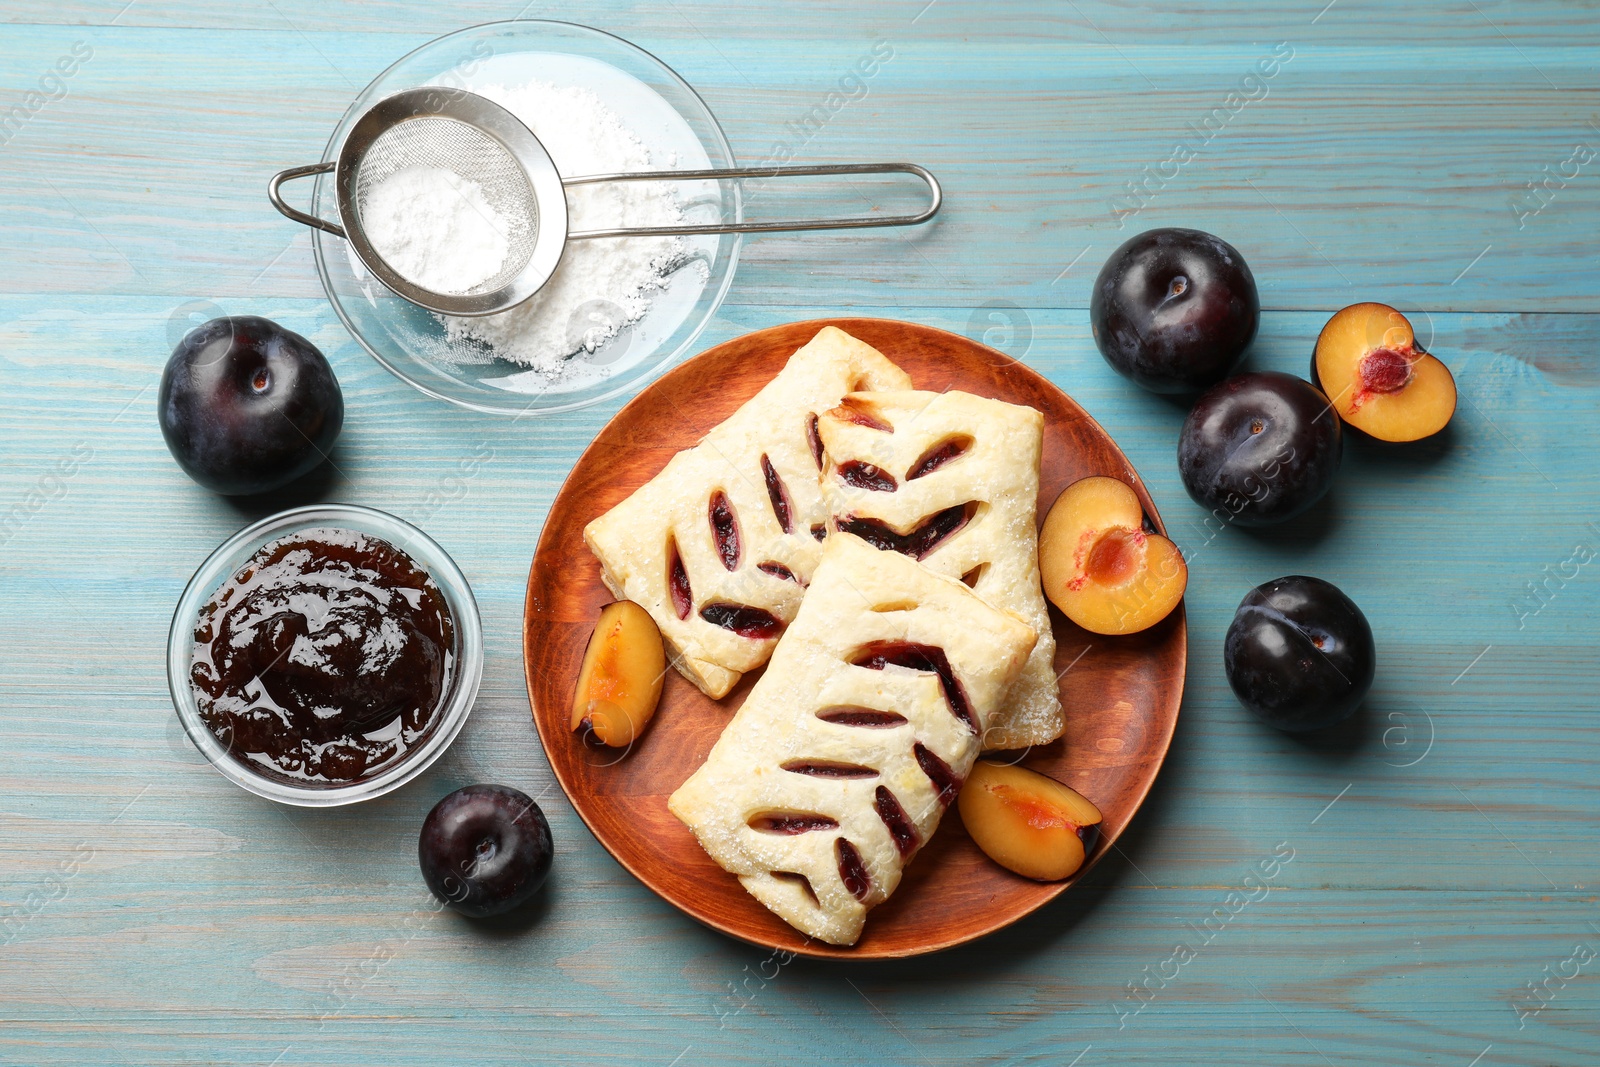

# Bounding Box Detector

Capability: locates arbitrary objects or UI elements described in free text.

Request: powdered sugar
[434,79,693,377]
[362,166,519,294]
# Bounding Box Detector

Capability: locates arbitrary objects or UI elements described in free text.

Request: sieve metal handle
[268,162,346,238]
[560,162,941,239]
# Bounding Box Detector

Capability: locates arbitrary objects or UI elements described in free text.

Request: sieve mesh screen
[351,116,539,295]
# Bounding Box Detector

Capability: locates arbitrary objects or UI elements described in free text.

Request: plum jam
[874,786,919,858]
[849,640,977,734]
[836,461,897,492]
[708,491,742,569]
[189,528,454,786]
[913,743,963,806]
[906,435,971,481]
[699,602,783,639]
[835,501,977,561]
[749,812,839,834]
[836,838,872,901]
[760,454,794,533]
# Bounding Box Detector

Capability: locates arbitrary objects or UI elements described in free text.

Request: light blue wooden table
[3,2,1597,1064]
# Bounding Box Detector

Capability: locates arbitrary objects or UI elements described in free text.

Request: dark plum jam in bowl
[168,505,483,806]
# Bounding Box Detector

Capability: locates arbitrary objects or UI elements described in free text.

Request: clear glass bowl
[307,20,743,415]
[168,505,484,807]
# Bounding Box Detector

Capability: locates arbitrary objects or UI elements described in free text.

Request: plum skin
[158,316,343,495]
[1090,228,1260,394]
[1225,576,1375,732]
[1177,371,1342,527]
[419,784,553,918]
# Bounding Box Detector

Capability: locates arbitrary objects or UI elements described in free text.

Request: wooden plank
[0,23,1596,310]
[10,0,1600,48]
[0,889,1594,1064]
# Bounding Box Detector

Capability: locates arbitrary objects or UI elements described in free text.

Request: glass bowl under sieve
[310,20,743,415]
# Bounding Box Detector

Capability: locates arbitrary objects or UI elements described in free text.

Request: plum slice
[805,413,824,470]
[759,454,793,533]
[748,812,840,834]
[914,742,963,806]
[836,837,871,901]
[667,539,691,620]
[816,706,908,728]
[835,501,977,561]
[906,435,972,480]
[810,523,827,542]
[849,640,976,734]
[836,461,897,492]
[570,600,665,748]
[958,761,1103,880]
[708,491,741,570]
[699,602,783,640]
[781,759,878,779]
[874,786,919,858]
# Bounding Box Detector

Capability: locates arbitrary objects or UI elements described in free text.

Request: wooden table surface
[3,2,1597,1064]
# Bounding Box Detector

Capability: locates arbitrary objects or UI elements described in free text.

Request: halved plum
[1038,476,1186,635]
[1312,302,1455,442]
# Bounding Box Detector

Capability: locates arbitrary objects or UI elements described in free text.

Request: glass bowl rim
[310,18,744,416]
[167,503,484,808]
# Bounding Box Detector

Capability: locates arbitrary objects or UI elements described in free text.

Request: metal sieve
[269,87,942,317]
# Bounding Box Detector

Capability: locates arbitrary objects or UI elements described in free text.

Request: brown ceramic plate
[524,318,1184,960]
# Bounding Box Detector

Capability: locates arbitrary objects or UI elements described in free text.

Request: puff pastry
[584,328,912,698]
[816,389,1063,749]
[668,533,1037,946]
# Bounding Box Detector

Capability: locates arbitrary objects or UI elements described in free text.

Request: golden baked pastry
[817,389,1062,749]
[584,328,912,698]
[669,533,1037,945]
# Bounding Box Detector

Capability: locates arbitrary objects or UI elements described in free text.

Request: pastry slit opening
[759,454,793,534]
[906,435,973,480]
[770,870,820,907]
[708,490,741,570]
[757,560,800,584]
[699,602,783,640]
[748,812,840,834]
[816,706,909,728]
[667,537,691,620]
[836,837,872,901]
[836,460,897,492]
[848,640,978,734]
[874,786,919,858]
[834,500,979,561]
[914,742,963,806]
[781,759,879,779]
[829,396,893,432]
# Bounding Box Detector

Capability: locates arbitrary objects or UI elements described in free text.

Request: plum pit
[1084,528,1142,587]
[1356,346,1415,398]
